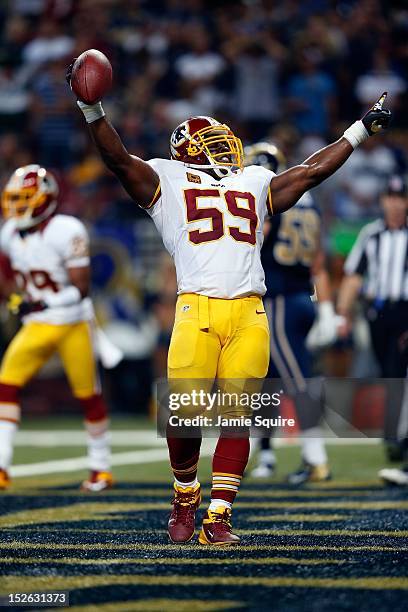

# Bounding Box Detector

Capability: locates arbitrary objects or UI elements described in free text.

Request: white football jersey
[0,214,90,324]
[145,159,274,298]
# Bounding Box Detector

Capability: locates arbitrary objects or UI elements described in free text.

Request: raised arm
[85,115,159,208]
[270,93,391,214]
[66,61,159,208]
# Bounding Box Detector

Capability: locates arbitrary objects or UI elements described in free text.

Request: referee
[337,175,408,477]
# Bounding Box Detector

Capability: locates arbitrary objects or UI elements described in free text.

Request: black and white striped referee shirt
[345,219,408,302]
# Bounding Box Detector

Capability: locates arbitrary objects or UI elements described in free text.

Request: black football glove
[7,293,48,318]
[65,58,77,88]
[361,92,392,135]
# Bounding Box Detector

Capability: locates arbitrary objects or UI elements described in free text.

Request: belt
[198,294,209,330]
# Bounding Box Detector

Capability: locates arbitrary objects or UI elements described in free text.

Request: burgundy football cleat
[81,470,114,492]
[199,505,240,546]
[168,482,201,543]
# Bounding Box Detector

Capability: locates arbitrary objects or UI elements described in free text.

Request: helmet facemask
[186,124,243,177]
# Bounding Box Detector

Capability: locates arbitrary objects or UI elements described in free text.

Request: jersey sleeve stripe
[144,183,161,209]
[266,184,273,216]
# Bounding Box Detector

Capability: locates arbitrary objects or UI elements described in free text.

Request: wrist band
[77,100,105,124]
[343,120,369,149]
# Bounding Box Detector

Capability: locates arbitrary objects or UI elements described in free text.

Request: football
[70,49,112,105]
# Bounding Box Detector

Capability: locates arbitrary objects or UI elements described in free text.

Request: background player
[337,175,408,485]
[0,164,113,492]
[245,143,337,484]
[67,55,391,544]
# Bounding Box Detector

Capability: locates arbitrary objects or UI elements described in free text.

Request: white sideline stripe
[9,437,381,478]
[14,431,382,448]
[14,430,163,447]
[10,440,217,478]
[11,449,166,477]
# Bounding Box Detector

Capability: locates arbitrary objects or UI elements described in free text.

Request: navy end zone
[1,477,407,611]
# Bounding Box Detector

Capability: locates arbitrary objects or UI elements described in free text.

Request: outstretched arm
[270,93,391,214]
[85,114,159,208]
[65,55,159,208]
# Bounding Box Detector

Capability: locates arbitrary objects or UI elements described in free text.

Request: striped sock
[211,472,242,504]
[211,435,249,504]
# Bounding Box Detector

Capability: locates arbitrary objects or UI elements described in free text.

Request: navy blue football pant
[260,293,322,447]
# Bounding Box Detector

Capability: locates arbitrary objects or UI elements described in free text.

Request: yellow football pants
[168,294,270,417]
[0,321,100,398]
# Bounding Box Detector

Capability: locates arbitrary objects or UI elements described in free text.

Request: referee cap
[384,175,407,196]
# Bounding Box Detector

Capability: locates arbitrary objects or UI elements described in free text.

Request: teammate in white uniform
[0,165,113,492]
[67,55,391,545]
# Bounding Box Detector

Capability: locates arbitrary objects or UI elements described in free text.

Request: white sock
[209,499,231,511]
[260,449,276,466]
[174,477,198,489]
[301,427,328,466]
[86,430,111,472]
[0,421,18,470]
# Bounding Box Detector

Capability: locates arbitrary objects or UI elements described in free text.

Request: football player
[66,61,391,545]
[0,165,113,492]
[245,143,337,484]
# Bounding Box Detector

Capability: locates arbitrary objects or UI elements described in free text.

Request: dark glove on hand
[7,293,48,317]
[18,300,48,317]
[65,58,77,87]
[362,92,392,135]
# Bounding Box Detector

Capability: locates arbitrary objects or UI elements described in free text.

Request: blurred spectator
[0,61,30,132]
[22,20,74,66]
[30,59,77,168]
[355,50,406,111]
[286,48,336,137]
[227,36,285,139]
[335,137,399,221]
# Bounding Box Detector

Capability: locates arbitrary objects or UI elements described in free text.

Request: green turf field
[1,417,407,611]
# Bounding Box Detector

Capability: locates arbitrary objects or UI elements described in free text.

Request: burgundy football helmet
[170,116,243,177]
[2,165,59,230]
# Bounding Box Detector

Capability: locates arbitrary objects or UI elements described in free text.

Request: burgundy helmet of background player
[170,116,243,178]
[1,165,59,230]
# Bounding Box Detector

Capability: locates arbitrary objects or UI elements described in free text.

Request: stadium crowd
[0,0,406,413]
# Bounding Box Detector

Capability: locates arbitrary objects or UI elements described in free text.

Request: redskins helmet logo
[170,123,189,153]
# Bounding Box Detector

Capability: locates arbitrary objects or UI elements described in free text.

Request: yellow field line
[0,542,405,553]
[1,556,346,566]
[66,600,242,612]
[1,487,386,499]
[2,575,408,592]
[238,529,408,537]
[247,514,347,522]
[3,526,408,538]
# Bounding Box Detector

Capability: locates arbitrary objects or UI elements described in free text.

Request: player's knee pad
[79,394,108,422]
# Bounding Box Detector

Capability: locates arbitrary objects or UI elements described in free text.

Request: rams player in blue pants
[247,143,337,484]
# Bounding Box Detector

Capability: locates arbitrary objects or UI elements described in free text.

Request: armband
[343,120,369,149]
[77,100,105,124]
